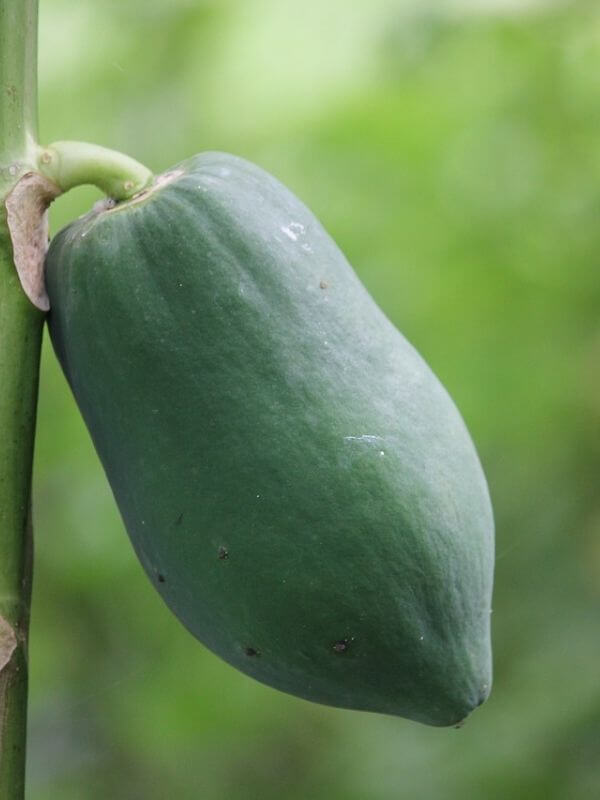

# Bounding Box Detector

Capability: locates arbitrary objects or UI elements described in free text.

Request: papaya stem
[0,1,42,798]
[0,0,38,163]
[37,141,153,201]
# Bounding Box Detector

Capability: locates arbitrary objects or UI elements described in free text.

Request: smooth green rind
[45,152,494,726]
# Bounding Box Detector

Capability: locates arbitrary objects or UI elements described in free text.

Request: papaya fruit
[45,152,494,726]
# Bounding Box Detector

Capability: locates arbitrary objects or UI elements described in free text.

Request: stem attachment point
[5,172,61,311]
[37,141,153,201]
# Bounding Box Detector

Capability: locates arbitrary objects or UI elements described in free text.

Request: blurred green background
[29,0,600,797]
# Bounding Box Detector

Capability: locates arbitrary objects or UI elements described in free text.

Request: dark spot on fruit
[218,546,229,560]
[319,280,329,289]
[157,573,166,583]
[244,646,260,657]
[332,638,349,653]
[174,512,184,526]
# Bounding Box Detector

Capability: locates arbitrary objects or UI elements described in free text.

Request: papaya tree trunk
[0,1,42,797]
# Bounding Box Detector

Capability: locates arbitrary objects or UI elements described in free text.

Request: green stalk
[0,0,38,162]
[37,140,153,200]
[0,1,42,797]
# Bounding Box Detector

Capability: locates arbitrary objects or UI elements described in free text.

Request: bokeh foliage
[29,0,600,797]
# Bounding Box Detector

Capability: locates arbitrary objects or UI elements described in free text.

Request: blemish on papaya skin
[344,434,383,444]
[217,546,229,560]
[174,512,184,527]
[319,280,329,289]
[281,221,305,241]
[332,638,350,653]
[244,646,260,657]
[157,573,166,583]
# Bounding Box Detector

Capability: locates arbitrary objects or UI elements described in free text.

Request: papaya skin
[45,152,494,726]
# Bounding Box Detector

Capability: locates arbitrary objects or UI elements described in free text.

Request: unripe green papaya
[45,152,494,726]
